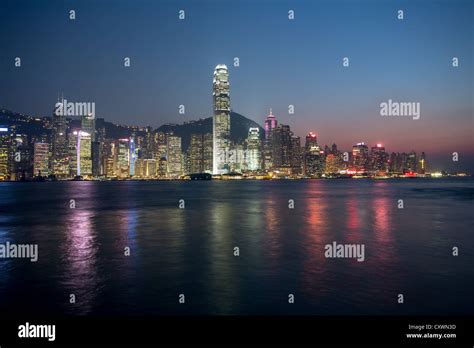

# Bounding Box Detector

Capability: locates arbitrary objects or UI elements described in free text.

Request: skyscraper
[167,135,182,177]
[51,100,69,177]
[188,133,213,174]
[33,142,50,177]
[352,142,369,173]
[0,127,10,180]
[290,135,302,174]
[117,138,130,178]
[272,124,292,169]
[189,133,205,173]
[304,132,324,177]
[246,127,261,171]
[9,132,32,181]
[418,152,426,174]
[325,153,343,175]
[81,113,101,177]
[406,151,417,173]
[129,138,137,176]
[69,130,92,177]
[213,64,231,174]
[263,109,277,170]
[203,133,213,173]
[264,109,277,139]
[369,143,388,174]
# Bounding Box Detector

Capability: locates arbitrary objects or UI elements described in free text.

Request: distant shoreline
[0,175,471,183]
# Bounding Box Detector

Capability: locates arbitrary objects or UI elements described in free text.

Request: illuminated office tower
[405,151,417,173]
[102,139,116,177]
[398,152,408,173]
[117,138,130,178]
[82,113,101,177]
[154,131,167,160]
[305,132,318,150]
[188,133,212,174]
[9,132,32,180]
[129,138,137,176]
[389,152,398,173]
[290,135,302,174]
[213,64,231,174]
[143,159,157,178]
[79,132,92,176]
[272,124,292,170]
[203,133,213,173]
[134,159,144,177]
[370,143,388,174]
[325,153,343,175]
[51,101,69,177]
[418,152,427,174]
[0,127,10,180]
[352,142,369,173]
[246,128,261,171]
[263,109,277,170]
[229,143,245,173]
[69,130,92,177]
[81,114,95,140]
[33,142,50,177]
[304,132,324,177]
[167,135,182,177]
[189,134,205,173]
[158,157,167,177]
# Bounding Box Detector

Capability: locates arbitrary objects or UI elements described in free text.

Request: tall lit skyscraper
[117,138,130,178]
[246,127,261,171]
[9,132,32,181]
[352,142,369,173]
[290,135,302,174]
[51,101,69,177]
[325,153,343,175]
[189,133,205,173]
[81,114,95,141]
[263,109,277,170]
[304,132,324,177]
[69,130,92,177]
[81,113,101,177]
[33,142,50,177]
[167,135,182,177]
[203,133,213,173]
[129,138,137,176]
[418,152,426,174]
[213,64,231,174]
[264,109,277,139]
[406,151,417,173]
[272,124,292,169]
[369,143,388,174]
[0,127,10,180]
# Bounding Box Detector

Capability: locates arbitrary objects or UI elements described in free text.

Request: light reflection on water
[0,179,472,316]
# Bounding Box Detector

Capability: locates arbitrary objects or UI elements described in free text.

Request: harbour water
[0,178,472,316]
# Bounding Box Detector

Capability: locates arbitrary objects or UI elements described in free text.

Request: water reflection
[301,181,330,299]
[60,182,101,315]
[209,200,239,314]
[346,192,363,242]
[263,189,281,270]
[369,183,399,296]
[0,184,14,287]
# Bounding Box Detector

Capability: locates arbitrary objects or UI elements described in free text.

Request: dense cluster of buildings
[0,64,431,181]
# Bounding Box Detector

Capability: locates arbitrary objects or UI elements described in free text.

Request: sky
[0,0,472,171]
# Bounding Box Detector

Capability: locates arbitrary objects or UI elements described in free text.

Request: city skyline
[0,92,461,181]
[0,0,472,172]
